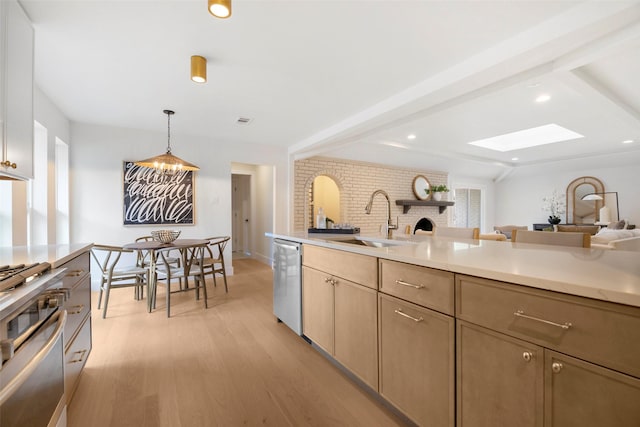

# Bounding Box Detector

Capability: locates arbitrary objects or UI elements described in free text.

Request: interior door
[231,174,251,255]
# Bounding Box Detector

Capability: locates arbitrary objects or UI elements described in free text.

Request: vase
[548,216,561,225]
[432,192,443,201]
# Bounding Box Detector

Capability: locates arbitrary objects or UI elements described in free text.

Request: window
[55,138,69,244]
[453,187,482,229]
[29,121,48,245]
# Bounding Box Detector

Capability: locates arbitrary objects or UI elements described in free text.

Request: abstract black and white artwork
[123,161,195,225]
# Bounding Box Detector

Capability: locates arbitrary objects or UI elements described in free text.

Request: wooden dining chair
[433,226,480,240]
[90,244,149,318]
[197,236,230,293]
[135,235,183,288]
[511,230,591,248]
[154,243,208,317]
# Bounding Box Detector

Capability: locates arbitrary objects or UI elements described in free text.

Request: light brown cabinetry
[0,0,34,180]
[378,259,455,426]
[302,266,334,354]
[379,293,455,427]
[57,250,92,403]
[302,245,378,389]
[456,274,640,426]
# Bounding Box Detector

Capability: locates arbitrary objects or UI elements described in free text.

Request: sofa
[590,228,640,251]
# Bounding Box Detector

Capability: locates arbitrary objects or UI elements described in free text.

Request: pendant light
[134,110,199,174]
[191,55,207,83]
[208,0,231,18]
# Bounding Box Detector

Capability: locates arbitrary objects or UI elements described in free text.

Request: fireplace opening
[414,217,436,233]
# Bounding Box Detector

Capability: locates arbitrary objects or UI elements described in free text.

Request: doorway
[232,174,251,259]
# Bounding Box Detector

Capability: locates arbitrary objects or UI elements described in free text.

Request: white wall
[70,122,288,285]
[495,152,640,229]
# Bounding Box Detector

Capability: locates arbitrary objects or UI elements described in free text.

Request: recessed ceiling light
[535,94,551,103]
[622,139,634,144]
[407,134,416,140]
[468,124,584,152]
[380,141,408,149]
[511,157,519,161]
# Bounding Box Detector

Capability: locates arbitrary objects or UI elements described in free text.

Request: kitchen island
[267,232,640,427]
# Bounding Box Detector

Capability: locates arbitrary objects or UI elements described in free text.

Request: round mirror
[412,175,431,200]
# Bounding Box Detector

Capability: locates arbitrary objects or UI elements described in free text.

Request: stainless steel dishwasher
[273,239,302,335]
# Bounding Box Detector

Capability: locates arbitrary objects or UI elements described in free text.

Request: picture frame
[122,161,195,225]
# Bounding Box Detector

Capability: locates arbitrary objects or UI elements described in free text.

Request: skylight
[468,124,583,152]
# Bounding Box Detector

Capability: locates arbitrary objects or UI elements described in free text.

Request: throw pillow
[608,219,626,230]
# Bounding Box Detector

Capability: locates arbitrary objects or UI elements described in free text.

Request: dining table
[123,238,210,312]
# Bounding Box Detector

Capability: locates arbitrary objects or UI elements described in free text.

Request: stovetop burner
[0,262,52,292]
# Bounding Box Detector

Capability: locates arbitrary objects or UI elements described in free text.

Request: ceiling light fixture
[468,124,583,152]
[134,110,199,175]
[407,134,416,140]
[191,55,207,83]
[535,94,551,103]
[511,157,519,161]
[622,139,634,144]
[208,0,231,18]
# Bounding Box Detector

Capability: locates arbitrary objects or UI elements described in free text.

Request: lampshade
[134,110,199,174]
[208,0,231,18]
[582,194,603,201]
[191,55,207,83]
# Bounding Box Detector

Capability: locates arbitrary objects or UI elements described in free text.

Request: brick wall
[294,157,450,234]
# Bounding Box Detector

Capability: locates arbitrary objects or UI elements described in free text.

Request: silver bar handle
[514,310,572,330]
[394,308,424,323]
[395,279,425,289]
[0,310,67,406]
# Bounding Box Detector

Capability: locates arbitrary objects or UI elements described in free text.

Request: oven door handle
[0,310,67,406]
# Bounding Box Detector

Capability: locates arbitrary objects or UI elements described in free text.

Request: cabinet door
[334,278,378,390]
[2,0,34,180]
[302,266,334,354]
[379,293,455,427]
[545,350,640,427]
[457,321,543,427]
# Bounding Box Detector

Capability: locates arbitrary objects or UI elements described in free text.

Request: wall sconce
[208,0,231,19]
[191,55,207,83]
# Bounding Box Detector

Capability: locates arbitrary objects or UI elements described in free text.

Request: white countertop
[267,232,640,308]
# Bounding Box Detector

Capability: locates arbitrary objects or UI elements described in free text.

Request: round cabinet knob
[1,160,17,169]
[324,277,331,283]
[552,362,563,373]
[522,351,533,362]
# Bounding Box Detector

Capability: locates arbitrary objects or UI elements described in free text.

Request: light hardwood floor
[68,259,407,427]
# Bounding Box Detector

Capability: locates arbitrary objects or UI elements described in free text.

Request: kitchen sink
[334,238,414,248]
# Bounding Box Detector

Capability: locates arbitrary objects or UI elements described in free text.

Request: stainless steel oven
[0,264,68,427]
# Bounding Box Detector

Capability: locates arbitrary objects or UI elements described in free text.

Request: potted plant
[426,184,449,201]
[542,190,566,225]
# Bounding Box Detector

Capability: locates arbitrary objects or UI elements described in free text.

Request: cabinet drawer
[63,275,91,350]
[303,245,377,289]
[379,259,454,315]
[65,315,92,404]
[60,252,90,289]
[456,275,640,378]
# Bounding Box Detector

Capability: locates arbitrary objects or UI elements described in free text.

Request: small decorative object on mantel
[542,190,566,225]
[427,185,449,201]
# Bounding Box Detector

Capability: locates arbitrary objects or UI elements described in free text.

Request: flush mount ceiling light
[622,139,634,144]
[134,110,199,174]
[208,0,231,18]
[191,55,207,83]
[468,124,584,152]
[407,134,416,140]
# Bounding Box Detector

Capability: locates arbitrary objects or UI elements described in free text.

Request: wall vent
[236,117,253,125]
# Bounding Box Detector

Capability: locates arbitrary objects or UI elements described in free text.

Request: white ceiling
[20,0,640,180]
